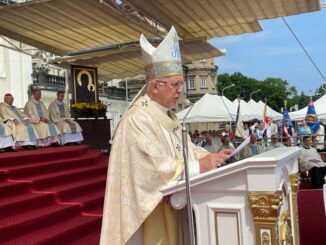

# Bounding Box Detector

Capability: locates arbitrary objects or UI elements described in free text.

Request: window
[200,77,207,88]
[188,78,195,89]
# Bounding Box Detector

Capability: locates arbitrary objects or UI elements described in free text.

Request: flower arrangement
[71,102,108,119]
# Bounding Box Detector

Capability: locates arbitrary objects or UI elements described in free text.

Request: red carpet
[0,145,108,244]
[298,188,326,245]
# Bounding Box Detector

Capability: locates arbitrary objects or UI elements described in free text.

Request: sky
[209,5,326,95]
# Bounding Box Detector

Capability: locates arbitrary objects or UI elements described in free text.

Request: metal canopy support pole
[181,104,197,245]
[65,68,70,107]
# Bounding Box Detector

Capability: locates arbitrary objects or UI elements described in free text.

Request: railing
[233,134,326,149]
[104,87,129,100]
[32,73,66,91]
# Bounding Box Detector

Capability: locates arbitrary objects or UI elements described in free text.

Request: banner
[305,97,320,134]
[235,99,246,138]
[282,107,293,137]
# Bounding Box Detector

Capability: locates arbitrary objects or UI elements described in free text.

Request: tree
[314,83,326,100]
[218,72,260,101]
[217,73,296,112]
[297,91,309,109]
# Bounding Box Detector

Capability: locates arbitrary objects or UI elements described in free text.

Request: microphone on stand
[181,99,196,245]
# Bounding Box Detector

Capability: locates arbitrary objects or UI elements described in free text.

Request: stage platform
[0,145,108,244]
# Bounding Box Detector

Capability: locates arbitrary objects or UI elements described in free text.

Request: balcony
[32,72,66,91]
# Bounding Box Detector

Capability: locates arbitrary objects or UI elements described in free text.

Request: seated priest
[0,118,15,152]
[100,26,232,245]
[267,134,285,151]
[24,88,60,147]
[0,93,38,150]
[298,136,326,189]
[240,133,265,159]
[48,91,83,146]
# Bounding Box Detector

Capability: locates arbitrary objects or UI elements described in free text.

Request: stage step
[0,192,55,218]
[26,163,107,189]
[298,189,326,245]
[0,180,30,197]
[0,145,90,167]
[64,189,105,214]
[46,175,107,201]
[0,145,108,244]
[1,151,102,178]
[0,203,80,242]
[1,214,101,245]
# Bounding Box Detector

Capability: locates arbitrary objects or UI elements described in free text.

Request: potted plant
[71,101,108,119]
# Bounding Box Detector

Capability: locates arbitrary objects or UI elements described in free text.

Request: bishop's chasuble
[100,95,209,245]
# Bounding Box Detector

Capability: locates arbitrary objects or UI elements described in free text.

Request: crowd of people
[0,89,83,153]
[190,119,326,188]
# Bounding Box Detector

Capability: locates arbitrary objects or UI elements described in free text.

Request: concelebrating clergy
[100,26,232,245]
[0,93,38,150]
[0,118,15,152]
[24,88,61,147]
[48,91,83,146]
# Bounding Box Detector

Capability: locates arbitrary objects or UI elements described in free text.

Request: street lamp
[221,83,235,97]
[250,89,261,100]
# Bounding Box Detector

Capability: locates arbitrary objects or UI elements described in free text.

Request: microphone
[180,99,196,245]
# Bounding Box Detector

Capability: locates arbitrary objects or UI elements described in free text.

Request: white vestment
[240,143,265,159]
[24,98,60,146]
[0,102,38,146]
[267,142,285,151]
[298,146,326,171]
[48,99,83,144]
[0,120,14,148]
[100,95,209,245]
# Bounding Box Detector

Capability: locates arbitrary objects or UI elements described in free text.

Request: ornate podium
[161,147,301,245]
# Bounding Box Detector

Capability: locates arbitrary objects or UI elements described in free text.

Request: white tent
[257,100,283,120]
[232,99,261,121]
[176,93,237,123]
[289,93,326,120]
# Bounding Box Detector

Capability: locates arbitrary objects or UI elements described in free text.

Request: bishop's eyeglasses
[155,79,184,90]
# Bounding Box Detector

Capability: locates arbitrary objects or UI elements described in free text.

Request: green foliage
[297,92,310,109]
[315,83,326,100]
[217,72,298,112]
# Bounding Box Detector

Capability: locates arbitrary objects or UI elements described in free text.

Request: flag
[263,101,270,129]
[235,99,246,138]
[282,106,293,137]
[305,97,320,134]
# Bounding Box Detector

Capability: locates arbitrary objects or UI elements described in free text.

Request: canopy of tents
[289,93,326,121]
[176,93,283,123]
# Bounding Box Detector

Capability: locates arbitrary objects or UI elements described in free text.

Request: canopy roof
[0,0,320,79]
[127,0,320,39]
[233,99,261,121]
[51,39,224,80]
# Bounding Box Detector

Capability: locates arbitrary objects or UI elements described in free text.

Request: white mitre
[140,26,183,81]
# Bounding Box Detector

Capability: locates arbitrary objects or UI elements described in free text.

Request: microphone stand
[181,104,196,245]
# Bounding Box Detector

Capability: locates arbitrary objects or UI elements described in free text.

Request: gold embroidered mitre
[140,26,183,81]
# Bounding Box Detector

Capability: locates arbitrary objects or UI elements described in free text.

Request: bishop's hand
[198,149,232,173]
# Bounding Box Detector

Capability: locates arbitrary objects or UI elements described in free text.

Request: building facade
[0,38,33,108]
[185,58,218,103]
[117,58,219,111]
